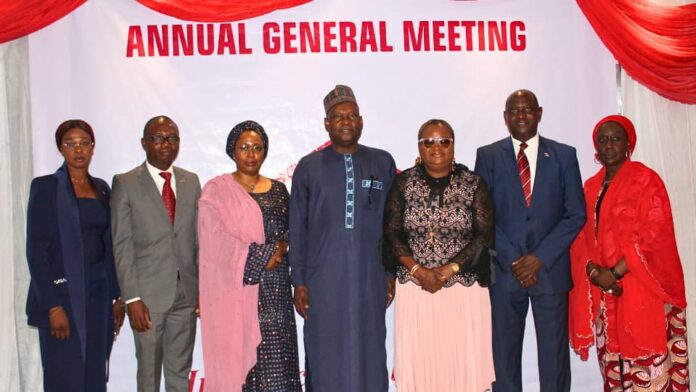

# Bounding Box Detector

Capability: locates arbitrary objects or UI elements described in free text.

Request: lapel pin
[543,152,550,158]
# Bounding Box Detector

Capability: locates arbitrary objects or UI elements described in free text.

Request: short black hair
[143,115,177,137]
[505,89,539,110]
[417,119,455,140]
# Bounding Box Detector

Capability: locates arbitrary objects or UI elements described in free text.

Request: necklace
[71,178,89,185]
[423,173,453,245]
[234,173,260,193]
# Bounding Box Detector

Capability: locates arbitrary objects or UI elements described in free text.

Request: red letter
[359,22,377,52]
[218,24,237,54]
[477,21,486,51]
[147,25,169,56]
[378,21,393,52]
[126,26,144,57]
[432,21,446,51]
[283,22,298,54]
[172,25,193,56]
[340,22,357,52]
[403,21,430,51]
[460,21,475,51]
[197,24,215,56]
[510,21,526,51]
[263,22,281,54]
[238,23,252,54]
[447,21,461,51]
[323,22,337,53]
[488,21,507,51]
[299,22,320,53]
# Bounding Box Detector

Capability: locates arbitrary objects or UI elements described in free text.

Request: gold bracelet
[450,262,460,274]
[409,264,422,275]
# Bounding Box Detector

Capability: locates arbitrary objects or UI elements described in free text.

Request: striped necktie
[517,142,532,207]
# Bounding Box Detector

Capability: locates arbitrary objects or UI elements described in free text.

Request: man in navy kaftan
[290,85,395,392]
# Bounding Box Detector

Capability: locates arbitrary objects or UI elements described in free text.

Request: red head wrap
[592,114,637,155]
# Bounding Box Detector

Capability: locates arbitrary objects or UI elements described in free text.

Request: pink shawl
[198,174,264,390]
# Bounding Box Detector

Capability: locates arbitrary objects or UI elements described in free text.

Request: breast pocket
[360,178,385,211]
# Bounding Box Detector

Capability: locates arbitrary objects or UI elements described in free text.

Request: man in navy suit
[475,89,585,391]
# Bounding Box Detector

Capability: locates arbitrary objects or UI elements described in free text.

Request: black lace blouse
[383,164,494,287]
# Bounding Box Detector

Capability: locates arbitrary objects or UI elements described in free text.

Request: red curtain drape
[0,0,86,43]
[135,0,312,23]
[577,0,696,104]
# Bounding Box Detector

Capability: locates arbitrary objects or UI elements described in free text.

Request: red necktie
[517,142,532,207]
[159,172,176,224]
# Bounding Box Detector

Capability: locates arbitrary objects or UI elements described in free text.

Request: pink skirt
[394,281,495,392]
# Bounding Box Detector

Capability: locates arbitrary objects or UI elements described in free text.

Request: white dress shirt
[511,132,539,192]
[145,161,177,197]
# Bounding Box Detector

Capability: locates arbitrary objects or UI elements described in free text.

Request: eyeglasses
[328,113,360,123]
[237,144,264,154]
[418,137,453,149]
[506,107,538,116]
[62,140,94,150]
[149,135,180,145]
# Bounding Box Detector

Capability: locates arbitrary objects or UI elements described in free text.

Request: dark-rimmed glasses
[149,135,180,145]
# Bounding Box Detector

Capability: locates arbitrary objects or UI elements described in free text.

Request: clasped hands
[413,263,458,294]
[511,254,543,289]
[586,261,623,296]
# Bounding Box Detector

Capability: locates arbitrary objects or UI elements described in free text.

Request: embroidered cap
[323,85,358,114]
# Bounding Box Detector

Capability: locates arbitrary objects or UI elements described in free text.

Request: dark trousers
[490,286,571,392]
[39,273,110,392]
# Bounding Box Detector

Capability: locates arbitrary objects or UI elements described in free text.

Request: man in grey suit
[111,115,201,391]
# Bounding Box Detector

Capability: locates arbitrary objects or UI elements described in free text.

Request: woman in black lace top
[383,119,495,392]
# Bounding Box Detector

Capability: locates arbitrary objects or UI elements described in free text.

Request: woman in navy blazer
[26,119,124,391]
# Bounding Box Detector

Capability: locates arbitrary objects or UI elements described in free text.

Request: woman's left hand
[433,264,456,282]
[589,266,622,295]
[265,240,288,270]
[113,300,125,337]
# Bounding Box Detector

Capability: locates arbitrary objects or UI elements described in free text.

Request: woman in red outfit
[569,115,689,391]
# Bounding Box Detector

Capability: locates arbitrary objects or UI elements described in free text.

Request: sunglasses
[418,137,453,148]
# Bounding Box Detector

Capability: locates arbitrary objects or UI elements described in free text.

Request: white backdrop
[27,0,617,390]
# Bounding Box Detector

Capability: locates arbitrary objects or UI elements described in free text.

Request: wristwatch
[450,262,460,274]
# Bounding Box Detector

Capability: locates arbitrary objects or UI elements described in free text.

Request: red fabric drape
[135,0,312,23]
[0,0,86,43]
[577,0,696,104]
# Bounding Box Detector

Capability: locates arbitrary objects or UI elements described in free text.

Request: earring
[415,156,422,166]
[625,148,632,160]
[594,153,601,165]
[451,158,456,173]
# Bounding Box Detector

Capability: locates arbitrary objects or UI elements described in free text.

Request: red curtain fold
[135,0,312,23]
[577,0,696,104]
[0,0,86,43]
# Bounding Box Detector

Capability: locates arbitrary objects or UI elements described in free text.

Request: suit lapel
[172,167,189,231]
[531,137,556,209]
[501,138,527,206]
[137,163,172,228]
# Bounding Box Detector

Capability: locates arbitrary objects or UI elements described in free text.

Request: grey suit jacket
[111,163,201,313]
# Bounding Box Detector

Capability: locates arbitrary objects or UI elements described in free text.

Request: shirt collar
[511,132,540,149]
[145,161,174,177]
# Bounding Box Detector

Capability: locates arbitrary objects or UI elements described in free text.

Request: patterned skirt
[595,303,689,391]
